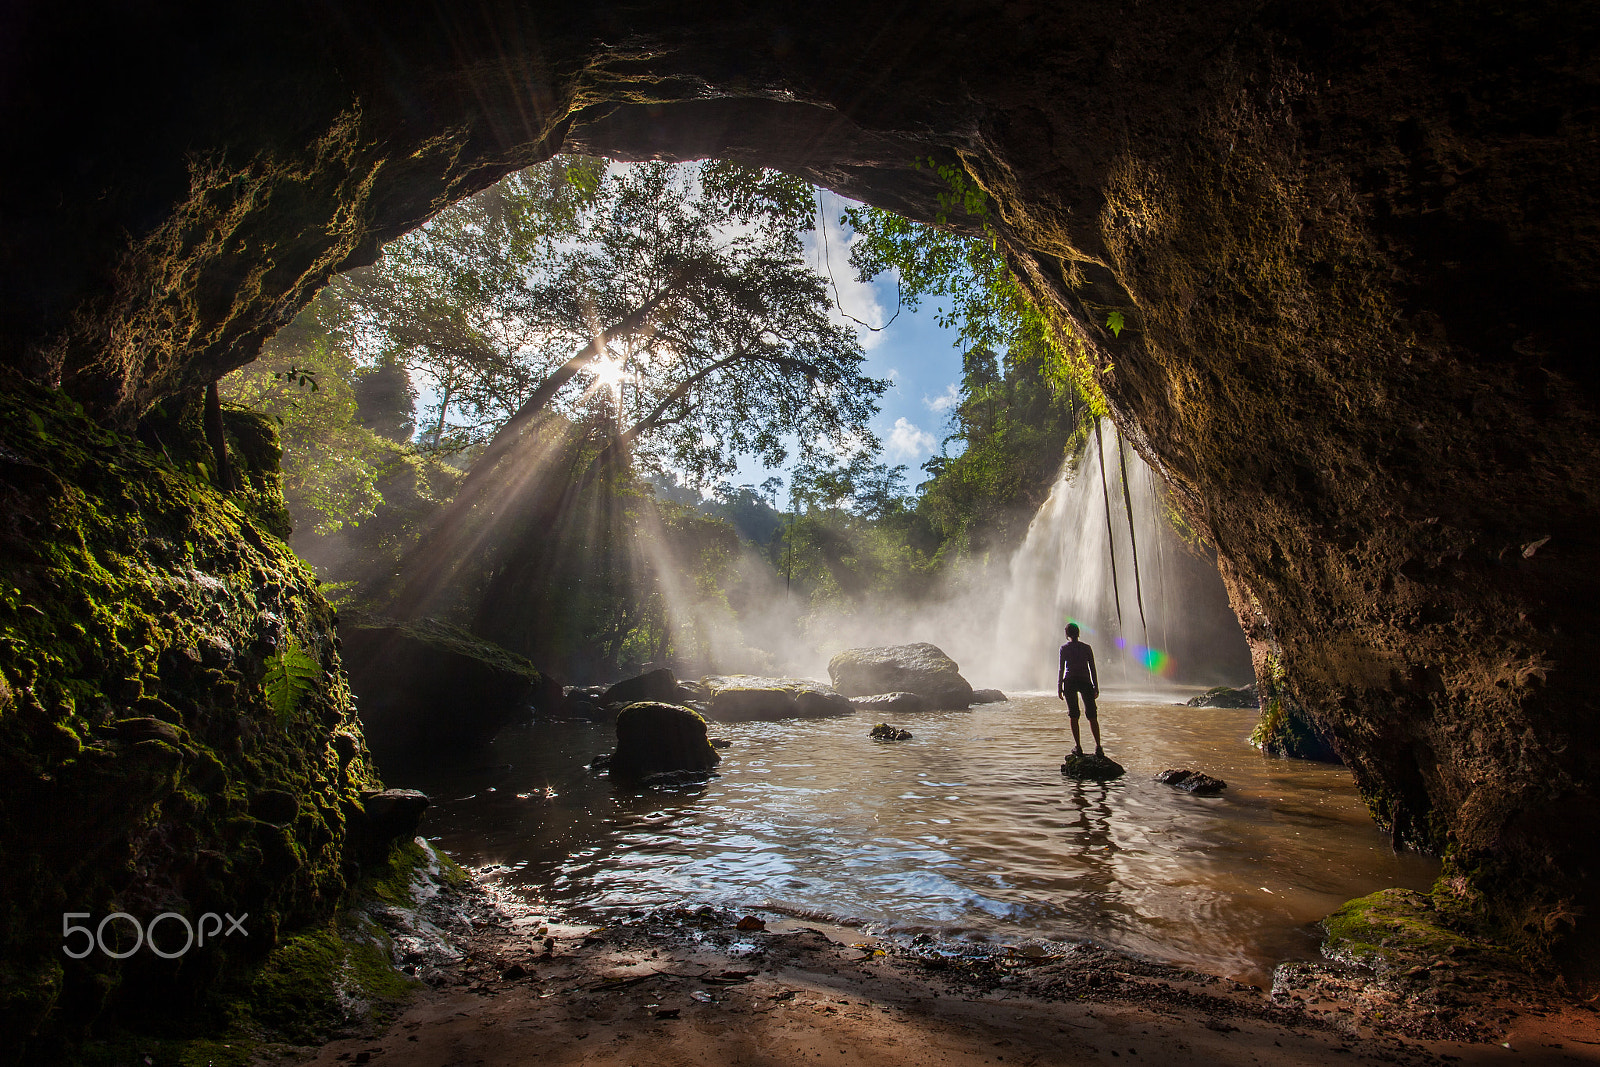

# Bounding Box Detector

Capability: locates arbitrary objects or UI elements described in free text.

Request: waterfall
[989,418,1194,692]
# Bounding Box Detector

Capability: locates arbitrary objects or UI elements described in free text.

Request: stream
[407,690,1439,988]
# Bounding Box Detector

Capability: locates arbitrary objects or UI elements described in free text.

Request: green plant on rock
[262,635,319,726]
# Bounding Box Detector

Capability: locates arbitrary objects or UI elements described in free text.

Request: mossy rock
[701,674,853,722]
[0,380,378,1056]
[1321,887,1524,978]
[608,702,720,780]
[340,614,556,768]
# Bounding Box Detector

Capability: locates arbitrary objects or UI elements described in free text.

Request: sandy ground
[290,907,1600,1067]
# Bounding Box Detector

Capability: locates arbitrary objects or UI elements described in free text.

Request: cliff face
[1,0,1597,990]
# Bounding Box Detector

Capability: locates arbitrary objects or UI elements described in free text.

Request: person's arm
[1088,647,1099,694]
[1058,644,1067,697]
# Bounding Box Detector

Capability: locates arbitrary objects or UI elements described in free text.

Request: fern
[263,637,319,726]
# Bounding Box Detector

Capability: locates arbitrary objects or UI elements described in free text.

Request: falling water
[990,419,1222,691]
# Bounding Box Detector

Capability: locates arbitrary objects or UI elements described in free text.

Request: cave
[2,0,1597,1053]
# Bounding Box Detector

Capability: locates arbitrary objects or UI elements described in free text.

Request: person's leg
[1066,689,1083,753]
[1083,686,1103,753]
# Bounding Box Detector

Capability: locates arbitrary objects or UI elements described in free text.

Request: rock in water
[1185,684,1259,708]
[869,723,913,740]
[1155,768,1228,794]
[828,643,975,709]
[970,688,1008,704]
[851,692,930,713]
[607,702,721,781]
[1060,752,1126,780]
[600,667,680,707]
[701,675,853,721]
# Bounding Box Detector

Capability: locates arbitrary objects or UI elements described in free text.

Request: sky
[726,189,967,498]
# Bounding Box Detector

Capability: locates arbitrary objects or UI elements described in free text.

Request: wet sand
[292,907,1600,1067]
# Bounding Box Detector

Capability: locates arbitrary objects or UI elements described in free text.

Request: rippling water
[407,691,1438,986]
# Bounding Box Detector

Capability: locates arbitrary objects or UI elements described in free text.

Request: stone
[701,675,853,722]
[869,723,913,741]
[344,789,431,865]
[1061,752,1126,781]
[606,702,721,781]
[828,644,975,709]
[970,689,1008,704]
[1186,684,1259,709]
[850,692,930,713]
[1155,768,1228,795]
[341,614,555,768]
[600,666,679,707]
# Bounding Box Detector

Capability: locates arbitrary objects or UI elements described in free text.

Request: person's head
[1065,622,1080,641]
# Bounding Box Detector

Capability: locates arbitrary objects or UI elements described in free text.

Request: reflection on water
[408,692,1438,986]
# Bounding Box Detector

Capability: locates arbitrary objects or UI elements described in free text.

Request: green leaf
[262,637,320,726]
[1106,311,1125,338]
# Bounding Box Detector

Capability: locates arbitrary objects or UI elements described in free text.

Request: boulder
[701,675,854,722]
[347,788,432,864]
[1155,768,1228,794]
[869,723,913,741]
[341,615,556,768]
[850,692,930,713]
[607,702,721,781]
[601,667,680,707]
[1185,684,1259,709]
[828,643,974,709]
[1060,751,1126,780]
[970,689,1008,704]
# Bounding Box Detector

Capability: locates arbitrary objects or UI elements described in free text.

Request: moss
[0,379,380,1056]
[1322,886,1525,978]
[1247,651,1339,762]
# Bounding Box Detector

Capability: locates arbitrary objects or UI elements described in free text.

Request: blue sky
[726,189,967,497]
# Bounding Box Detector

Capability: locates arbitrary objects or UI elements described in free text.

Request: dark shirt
[1059,640,1097,687]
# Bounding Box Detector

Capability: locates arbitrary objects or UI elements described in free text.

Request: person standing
[1058,622,1102,756]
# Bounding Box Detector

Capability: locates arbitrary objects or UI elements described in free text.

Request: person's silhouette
[1057,623,1102,756]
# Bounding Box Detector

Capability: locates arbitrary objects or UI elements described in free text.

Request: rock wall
[0,380,376,1052]
[1,0,1597,982]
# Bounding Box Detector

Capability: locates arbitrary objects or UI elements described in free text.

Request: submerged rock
[970,688,1008,704]
[1155,768,1228,794]
[870,723,914,741]
[828,643,975,709]
[851,691,930,713]
[607,701,721,780]
[1185,684,1259,708]
[701,675,853,721]
[1060,752,1126,780]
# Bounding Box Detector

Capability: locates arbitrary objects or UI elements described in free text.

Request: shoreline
[285,889,1600,1067]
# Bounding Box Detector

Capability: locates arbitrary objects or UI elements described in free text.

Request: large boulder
[341,615,556,767]
[828,644,974,710]
[608,702,721,781]
[701,675,854,722]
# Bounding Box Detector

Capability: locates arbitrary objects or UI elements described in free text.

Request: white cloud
[885,418,937,462]
[924,382,960,414]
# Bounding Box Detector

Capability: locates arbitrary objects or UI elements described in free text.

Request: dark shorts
[1062,678,1098,720]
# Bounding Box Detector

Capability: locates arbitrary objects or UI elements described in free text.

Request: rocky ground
[278,888,1600,1067]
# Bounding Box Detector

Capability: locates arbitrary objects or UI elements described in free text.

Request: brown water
[410,691,1438,987]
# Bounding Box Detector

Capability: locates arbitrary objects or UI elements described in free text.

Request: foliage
[219,292,397,536]
[338,157,885,482]
[842,158,1107,416]
[262,636,320,726]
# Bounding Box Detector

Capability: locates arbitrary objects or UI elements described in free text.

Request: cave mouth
[5,5,1600,1054]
